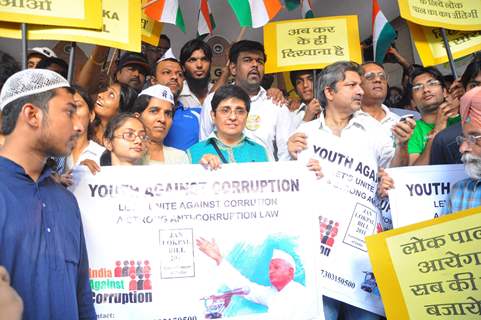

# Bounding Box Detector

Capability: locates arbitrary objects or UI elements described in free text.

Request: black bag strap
[209,139,228,164]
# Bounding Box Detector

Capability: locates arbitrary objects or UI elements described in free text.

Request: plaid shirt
[443,177,481,215]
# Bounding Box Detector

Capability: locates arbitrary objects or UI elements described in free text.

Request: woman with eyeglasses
[187,85,270,169]
[92,82,138,145]
[132,84,189,164]
[99,113,148,166]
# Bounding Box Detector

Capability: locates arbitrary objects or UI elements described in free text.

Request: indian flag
[197,0,216,36]
[372,0,396,63]
[144,0,186,33]
[301,0,314,18]
[228,0,282,28]
[284,0,300,11]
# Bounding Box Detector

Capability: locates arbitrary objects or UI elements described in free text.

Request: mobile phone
[399,114,414,122]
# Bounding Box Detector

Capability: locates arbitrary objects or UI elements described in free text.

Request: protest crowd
[1,1,481,319]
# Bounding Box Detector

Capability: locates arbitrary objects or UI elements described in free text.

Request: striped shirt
[443,177,481,215]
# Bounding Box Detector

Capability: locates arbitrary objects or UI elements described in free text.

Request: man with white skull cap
[0,69,96,319]
[197,238,312,319]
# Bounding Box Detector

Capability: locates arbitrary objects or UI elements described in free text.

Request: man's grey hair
[316,61,363,107]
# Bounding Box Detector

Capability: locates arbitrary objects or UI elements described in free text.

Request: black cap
[117,52,150,75]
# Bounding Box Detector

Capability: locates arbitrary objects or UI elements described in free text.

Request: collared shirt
[356,104,400,146]
[187,132,270,164]
[66,140,105,171]
[443,177,481,215]
[200,87,293,161]
[295,111,394,168]
[291,102,307,129]
[430,122,463,165]
[163,100,202,151]
[178,80,213,108]
[0,156,96,320]
[142,145,189,165]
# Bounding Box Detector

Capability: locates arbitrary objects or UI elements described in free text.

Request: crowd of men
[0,31,481,320]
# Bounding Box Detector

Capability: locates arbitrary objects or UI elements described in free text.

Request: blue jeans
[323,296,382,320]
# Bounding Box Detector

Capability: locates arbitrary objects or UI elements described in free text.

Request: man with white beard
[443,86,481,213]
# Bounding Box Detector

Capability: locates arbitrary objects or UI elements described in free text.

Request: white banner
[71,162,323,320]
[386,164,467,228]
[298,132,385,316]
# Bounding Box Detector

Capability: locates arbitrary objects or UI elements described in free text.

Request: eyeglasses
[363,71,387,81]
[412,79,441,93]
[114,131,149,142]
[456,135,481,146]
[217,106,248,117]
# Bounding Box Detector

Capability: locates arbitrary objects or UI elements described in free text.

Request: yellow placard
[141,0,162,46]
[263,15,362,74]
[0,0,101,29]
[398,0,481,31]
[366,207,481,319]
[0,0,141,52]
[408,21,481,66]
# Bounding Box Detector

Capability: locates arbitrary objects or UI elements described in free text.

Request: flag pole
[236,27,247,42]
[440,28,458,78]
[67,42,76,83]
[142,0,158,9]
[21,23,28,70]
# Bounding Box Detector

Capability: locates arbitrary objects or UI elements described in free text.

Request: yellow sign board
[408,21,481,66]
[0,0,101,29]
[0,0,141,52]
[366,208,481,319]
[398,0,481,31]
[141,0,163,46]
[263,15,362,74]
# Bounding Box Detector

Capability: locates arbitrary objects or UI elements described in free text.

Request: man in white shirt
[197,238,310,319]
[287,61,401,320]
[357,62,415,166]
[200,40,293,161]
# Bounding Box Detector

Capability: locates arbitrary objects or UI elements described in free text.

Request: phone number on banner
[320,269,356,289]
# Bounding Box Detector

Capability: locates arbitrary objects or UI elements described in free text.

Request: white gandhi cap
[271,249,296,271]
[138,84,175,105]
[0,69,70,111]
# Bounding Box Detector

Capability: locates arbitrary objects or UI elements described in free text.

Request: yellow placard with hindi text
[263,15,362,74]
[0,0,101,29]
[0,0,141,52]
[366,208,481,319]
[408,21,481,66]
[141,0,163,46]
[398,0,481,31]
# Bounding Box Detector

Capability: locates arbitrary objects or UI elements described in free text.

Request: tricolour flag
[227,0,282,28]
[301,0,314,18]
[372,0,396,63]
[197,0,215,36]
[284,0,300,11]
[144,0,186,33]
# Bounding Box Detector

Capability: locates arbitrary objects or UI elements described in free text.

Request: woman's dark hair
[131,94,175,115]
[71,85,95,140]
[100,113,145,166]
[91,82,138,138]
[211,84,251,113]
[116,82,138,113]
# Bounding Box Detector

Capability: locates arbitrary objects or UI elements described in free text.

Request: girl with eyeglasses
[99,113,148,166]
